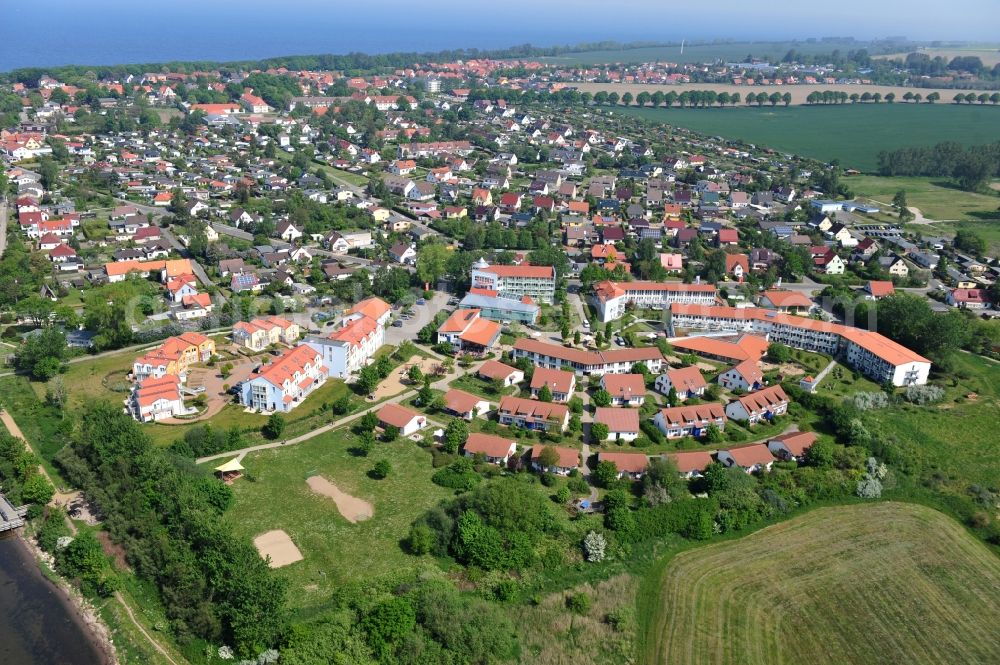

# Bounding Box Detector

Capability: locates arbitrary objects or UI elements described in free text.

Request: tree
[590,422,610,443]
[536,445,560,470]
[591,389,612,407]
[537,384,553,403]
[15,328,68,380]
[766,342,791,363]
[621,92,633,107]
[592,461,619,490]
[407,364,424,384]
[371,460,392,479]
[892,190,913,222]
[443,419,468,454]
[704,423,723,444]
[954,229,987,256]
[416,242,449,287]
[356,365,381,395]
[383,425,399,442]
[263,413,286,439]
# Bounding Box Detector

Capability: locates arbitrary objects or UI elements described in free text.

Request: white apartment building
[241,345,328,413]
[470,259,556,304]
[304,314,384,379]
[669,304,931,386]
[591,280,717,323]
[511,338,664,376]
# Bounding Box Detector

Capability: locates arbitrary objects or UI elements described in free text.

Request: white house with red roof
[767,431,818,461]
[304,305,386,379]
[463,433,517,465]
[240,345,327,413]
[128,375,192,422]
[654,366,707,401]
[718,359,764,392]
[718,444,775,474]
[947,288,990,310]
[377,403,425,436]
[725,385,789,424]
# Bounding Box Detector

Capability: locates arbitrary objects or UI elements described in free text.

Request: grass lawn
[619,104,1000,172]
[449,372,515,399]
[221,427,454,616]
[868,352,1000,489]
[847,173,1000,223]
[640,502,1000,665]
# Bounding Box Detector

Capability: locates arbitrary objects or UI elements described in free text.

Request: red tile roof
[464,432,515,458]
[594,407,640,432]
[598,452,648,474]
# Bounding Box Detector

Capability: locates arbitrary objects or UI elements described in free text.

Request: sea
[0,535,110,665]
[0,1,680,72]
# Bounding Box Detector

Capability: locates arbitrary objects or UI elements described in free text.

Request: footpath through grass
[641,502,1000,665]
[222,426,454,616]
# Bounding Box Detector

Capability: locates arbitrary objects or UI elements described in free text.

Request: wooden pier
[0,491,27,532]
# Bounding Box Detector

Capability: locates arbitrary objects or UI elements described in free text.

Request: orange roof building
[241,345,328,413]
[671,303,931,387]
[463,432,516,464]
[436,309,501,353]
[592,280,717,323]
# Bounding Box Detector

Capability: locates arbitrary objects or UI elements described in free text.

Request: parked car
[416,298,426,305]
[392,320,403,327]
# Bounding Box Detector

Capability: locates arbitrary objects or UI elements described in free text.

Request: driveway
[165,353,256,422]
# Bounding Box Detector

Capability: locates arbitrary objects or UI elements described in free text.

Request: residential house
[529,445,579,475]
[652,403,727,439]
[654,366,707,401]
[477,360,524,387]
[128,375,190,422]
[497,396,569,432]
[597,452,648,480]
[668,451,714,479]
[767,431,818,461]
[240,345,328,413]
[463,433,516,466]
[863,280,895,300]
[443,389,491,421]
[530,367,576,402]
[758,290,812,314]
[717,444,775,473]
[233,316,300,351]
[718,359,764,392]
[594,407,640,442]
[600,374,646,407]
[724,385,789,424]
[376,403,426,436]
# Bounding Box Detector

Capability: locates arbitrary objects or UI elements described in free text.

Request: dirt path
[114,592,181,665]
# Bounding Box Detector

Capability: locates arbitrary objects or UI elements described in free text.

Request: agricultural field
[618,104,1000,171]
[531,40,871,66]
[221,426,455,615]
[640,502,1000,665]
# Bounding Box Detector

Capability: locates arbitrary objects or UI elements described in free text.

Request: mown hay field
[640,502,1000,665]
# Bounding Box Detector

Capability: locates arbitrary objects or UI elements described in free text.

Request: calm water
[0,535,109,665]
[0,1,673,72]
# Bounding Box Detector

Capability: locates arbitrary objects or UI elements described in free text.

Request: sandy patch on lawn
[253,529,303,568]
[306,475,374,523]
[371,356,442,400]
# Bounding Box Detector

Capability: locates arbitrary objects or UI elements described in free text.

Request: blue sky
[2,1,998,70]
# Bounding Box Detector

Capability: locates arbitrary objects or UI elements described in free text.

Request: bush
[851,391,890,411]
[432,458,481,491]
[554,486,571,504]
[903,384,945,405]
[582,530,606,562]
[566,592,591,615]
[371,460,392,479]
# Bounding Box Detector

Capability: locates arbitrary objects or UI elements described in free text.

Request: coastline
[1,531,119,665]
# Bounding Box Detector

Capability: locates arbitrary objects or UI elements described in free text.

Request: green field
[620,104,1000,171]
[533,40,865,65]
[641,502,1000,665]
[222,426,454,615]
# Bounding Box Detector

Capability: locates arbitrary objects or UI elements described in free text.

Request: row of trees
[590,89,791,108]
[805,90,943,104]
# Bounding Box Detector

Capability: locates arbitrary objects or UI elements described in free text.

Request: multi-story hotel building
[591,280,717,323]
[669,304,931,387]
[240,345,328,413]
[471,259,556,304]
